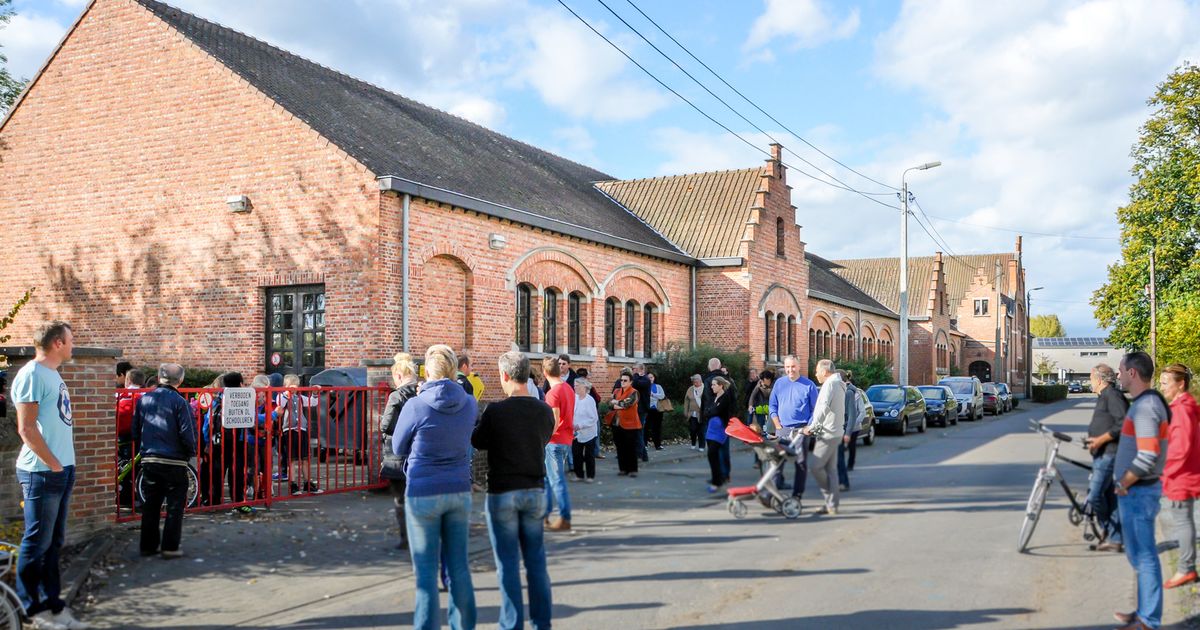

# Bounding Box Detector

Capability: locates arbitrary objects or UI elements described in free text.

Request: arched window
[776,217,786,257]
[809,328,817,361]
[604,298,618,356]
[765,312,775,361]
[624,301,637,357]
[787,316,797,355]
[516,284,532,351]
[643,303,656,357]
[568,292,583,355]
[776,313,786,361]
[543,289,559,353]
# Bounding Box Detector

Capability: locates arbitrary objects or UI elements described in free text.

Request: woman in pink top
[1162,364,1200,589]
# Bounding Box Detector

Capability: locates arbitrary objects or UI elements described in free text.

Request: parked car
[856,387,877,446]
[994,382,1014,411]
[982,382,1006,415]
[1068,382,1083,393]
[938,376,984,421]
[917,385,959,427]
[866,385,927,435]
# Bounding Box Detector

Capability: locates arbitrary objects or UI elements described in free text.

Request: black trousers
[572,437,597,479]
[707,439,726,486]
[688,416,702,447]
[645,410,664,449]
[387,478,407,546]
[775,434,812,498]
[613,426,639,474]
[221,437,248,504]
[140,462,188,553]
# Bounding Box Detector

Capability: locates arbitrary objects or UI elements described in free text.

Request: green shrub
[655,341,750,401]
[1032,385,1068,403]
[822,356,895,390]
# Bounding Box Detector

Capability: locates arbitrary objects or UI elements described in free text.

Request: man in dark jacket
[632,363,653,462]
[133,364,197,558]
[701,357,724,411]
[1085,363,1128,552]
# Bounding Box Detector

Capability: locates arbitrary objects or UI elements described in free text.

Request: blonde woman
[392,344,478,629]
[379,353,420,549]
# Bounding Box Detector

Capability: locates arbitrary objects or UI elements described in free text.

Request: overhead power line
[592,0,894,199]
[923,213,1120,241]
[554,0,900,212]
[620,0,898,192]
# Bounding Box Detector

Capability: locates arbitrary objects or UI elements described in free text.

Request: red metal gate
[115,385,389,523]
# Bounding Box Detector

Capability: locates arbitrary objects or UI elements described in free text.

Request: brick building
[0,0,1027,398]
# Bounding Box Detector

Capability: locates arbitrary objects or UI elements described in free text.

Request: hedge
[1031,385,1068,403]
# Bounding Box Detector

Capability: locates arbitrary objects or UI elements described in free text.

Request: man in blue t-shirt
[769,355,819,500]
[12,320,92,629]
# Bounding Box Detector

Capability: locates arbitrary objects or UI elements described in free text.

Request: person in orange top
[1162,364,1200,589]
[608,369,641,477]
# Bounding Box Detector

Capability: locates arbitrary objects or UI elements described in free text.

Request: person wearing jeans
[1112,351,1170,630]
[473,351,556,630]
[1084,364,1128,552]
[392,345,478,630]
[542,357,575,531]
[1160,364,1200,590]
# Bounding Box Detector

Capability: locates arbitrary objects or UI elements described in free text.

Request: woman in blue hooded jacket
[392,344,478,630]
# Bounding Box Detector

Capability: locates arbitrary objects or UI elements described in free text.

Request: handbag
[658,397,674,413]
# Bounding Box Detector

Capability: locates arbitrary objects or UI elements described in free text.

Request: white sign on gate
[222,387,257,429]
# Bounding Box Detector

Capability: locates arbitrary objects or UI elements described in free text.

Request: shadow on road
[664,606,1037,629]
[554,567,868,588]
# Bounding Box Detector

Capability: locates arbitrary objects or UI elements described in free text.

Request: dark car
[866,385,927,435]
[982,382,1005,415]
[994,382,1014,412]
[938,376,984,421]
[917,385,960,427]
[1068,382,1083,394]
[855,387,877,446]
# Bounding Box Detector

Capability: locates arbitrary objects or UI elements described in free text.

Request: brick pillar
[1,347,120,542]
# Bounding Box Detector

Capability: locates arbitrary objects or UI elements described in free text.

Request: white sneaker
[29,612,67,630]
[49,608,92,630]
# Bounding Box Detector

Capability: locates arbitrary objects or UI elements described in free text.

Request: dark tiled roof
[135,0,684,257]
[830,253,1016,318]
[805,253,896,316]
[595,169,762,258]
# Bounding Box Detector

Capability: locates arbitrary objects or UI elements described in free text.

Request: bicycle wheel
[1018,473,1051,552]
[138,467,201,508]
[0,582,22,630]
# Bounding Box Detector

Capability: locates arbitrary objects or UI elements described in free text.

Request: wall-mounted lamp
[489,233,507,249]
[226,195,252,214]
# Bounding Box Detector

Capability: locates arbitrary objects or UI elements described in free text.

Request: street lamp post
[899,161,941,386]
[1026,286,1043,399]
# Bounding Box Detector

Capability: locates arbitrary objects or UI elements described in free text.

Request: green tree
[1093,63,1200,352]
[1034,354,1058,383]
[0,0,27,117]
[1157,292,1200,376]
[0,287,35,344]
[1029,314,1066,338]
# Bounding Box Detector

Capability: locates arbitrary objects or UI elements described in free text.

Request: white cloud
[743,0,860,57]
[516,9,670,122]
[443,94,507,127]
[0,13,71,80]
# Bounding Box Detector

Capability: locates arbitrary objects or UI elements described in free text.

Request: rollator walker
[723,418,803,519]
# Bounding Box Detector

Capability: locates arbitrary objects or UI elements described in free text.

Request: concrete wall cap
[0,346,123,358]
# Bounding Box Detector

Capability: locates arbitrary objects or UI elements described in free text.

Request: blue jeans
[16,466,74,616]
[486,489,552,630]
[405,492,476,630]
[1087,454,1121,544]
[1118,483,1162,628]
[543,444,571,522]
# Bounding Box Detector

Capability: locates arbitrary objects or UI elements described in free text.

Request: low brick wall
[1,347,120,543]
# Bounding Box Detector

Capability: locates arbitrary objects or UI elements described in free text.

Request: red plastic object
[725,417,762,444]
[726,485,757,498]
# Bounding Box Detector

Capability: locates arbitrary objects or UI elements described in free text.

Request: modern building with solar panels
[1031,337,1121,383]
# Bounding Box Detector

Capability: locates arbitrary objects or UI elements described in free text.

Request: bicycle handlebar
[1029,420,1079,445]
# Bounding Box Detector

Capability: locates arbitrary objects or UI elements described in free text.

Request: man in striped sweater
[1113,351,1171,630]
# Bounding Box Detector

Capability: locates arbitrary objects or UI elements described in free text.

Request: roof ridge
[597,166,763,186]
[133,0,617,182]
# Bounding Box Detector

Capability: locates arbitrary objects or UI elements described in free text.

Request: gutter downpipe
[690,266,697,349]
[402,193,411,352]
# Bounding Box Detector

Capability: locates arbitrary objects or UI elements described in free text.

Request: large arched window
[776,217,786,257]
[516,284,532,351]
[809,328,817,360]
[568,292,583,355]
[604,298,618,356]
[765,312,775,361]
[543,289,559,353]
[775,313,786,361]
[624,301,637,357]
[787,316,796,356]
[643,303,656,357]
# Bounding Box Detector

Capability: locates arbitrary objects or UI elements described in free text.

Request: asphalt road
[86,395,1159,629]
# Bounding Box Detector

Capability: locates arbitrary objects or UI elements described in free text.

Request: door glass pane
[303,294,314,312]
[272,295,282,311]
[271,314,283,330]
[271,333,282,349]
[282,313,294,330]
[315,351,325,367]
[283,295,294,311]
[282,335,294,350]
[304,332,315,347]
[316,294,326,311]
[282,352,294,366]
[304,313,315,330]
[315,331,325,349]
[316,313,325,328]
[303,351,314,367]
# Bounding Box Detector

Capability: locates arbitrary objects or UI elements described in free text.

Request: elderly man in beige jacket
[803,359,846,515]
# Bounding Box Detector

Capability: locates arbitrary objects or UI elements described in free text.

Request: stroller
[723,418,803,519]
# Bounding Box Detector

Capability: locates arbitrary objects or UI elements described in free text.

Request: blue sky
[5,0,1200,337]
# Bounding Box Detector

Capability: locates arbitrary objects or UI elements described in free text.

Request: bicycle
[0,541,25,629]
[1018,420,1105,553]
[116,453,200,509]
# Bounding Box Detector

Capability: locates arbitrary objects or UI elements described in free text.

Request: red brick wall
[696,268,749,352]
[0,0,382,377]
[0,350,118,541]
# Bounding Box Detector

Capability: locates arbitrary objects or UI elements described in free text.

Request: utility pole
[898,161,941,387]
[993,260,1002,383]
[1149,246,1157,363]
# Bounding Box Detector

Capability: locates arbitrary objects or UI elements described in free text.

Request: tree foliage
[0,0,26,118]
[1029,314,1066,339]
[1093,63,1200,352]
[1157,293,1200,377]
[0,287,35,344]
[1034,354,1058,382]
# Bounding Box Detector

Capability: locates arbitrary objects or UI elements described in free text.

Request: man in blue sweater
[133,364,197,558]
[768,355,819,499]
